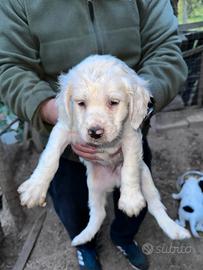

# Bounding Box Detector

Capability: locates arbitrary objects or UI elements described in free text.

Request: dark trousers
[49,138,152,247]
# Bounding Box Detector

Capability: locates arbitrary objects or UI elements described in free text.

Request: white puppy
[18,55,190,245]
[172,174,203,237]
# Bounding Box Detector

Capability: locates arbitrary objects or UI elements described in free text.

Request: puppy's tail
[141,162,191,240]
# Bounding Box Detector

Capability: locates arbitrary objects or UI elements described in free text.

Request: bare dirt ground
[1,109,203,270]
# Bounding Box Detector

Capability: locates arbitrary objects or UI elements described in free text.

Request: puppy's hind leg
[189,219,200,238]
[72,163,108,246]
[175,215,186,228]
[141,161,191,240]
[72,187,107,246]
[196,222,203,232]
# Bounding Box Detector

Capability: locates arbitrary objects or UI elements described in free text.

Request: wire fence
[179,22,203,107]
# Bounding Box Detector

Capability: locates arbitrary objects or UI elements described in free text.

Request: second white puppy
[18,55,191,245]
[172,174,203,237]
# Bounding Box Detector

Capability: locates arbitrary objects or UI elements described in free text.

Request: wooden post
[197,53,203,107]
[0,141,25,231]
[0,222,4,243]
[12,211,46,270]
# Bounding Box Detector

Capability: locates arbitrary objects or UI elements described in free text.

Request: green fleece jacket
[0,0,187,150]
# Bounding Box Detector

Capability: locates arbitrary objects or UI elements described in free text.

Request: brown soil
[1,110,203,270]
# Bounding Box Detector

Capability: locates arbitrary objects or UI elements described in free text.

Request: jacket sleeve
[0,0,56,132]
[137,0,187,112]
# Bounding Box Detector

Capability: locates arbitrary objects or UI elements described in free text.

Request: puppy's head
[58,55,151,145]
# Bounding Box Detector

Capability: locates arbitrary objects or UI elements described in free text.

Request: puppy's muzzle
[88,126,104,139]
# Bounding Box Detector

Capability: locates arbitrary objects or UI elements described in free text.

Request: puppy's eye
[109,100,120,106]
[77,101,86,107]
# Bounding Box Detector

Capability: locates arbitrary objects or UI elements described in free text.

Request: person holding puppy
[0,1,187,270]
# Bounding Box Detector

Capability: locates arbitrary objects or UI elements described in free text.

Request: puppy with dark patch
[172,174,203,237]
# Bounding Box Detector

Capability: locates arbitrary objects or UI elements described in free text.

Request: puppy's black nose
[88,126,104,139]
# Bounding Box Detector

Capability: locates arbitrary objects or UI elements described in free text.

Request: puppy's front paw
[118,192,146,217]
[18,178,49,208]
[172,193,180,200]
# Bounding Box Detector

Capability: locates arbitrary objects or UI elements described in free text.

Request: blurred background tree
[177,0,203,23]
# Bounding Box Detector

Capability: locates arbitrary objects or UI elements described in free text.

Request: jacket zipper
[87,0,103,54]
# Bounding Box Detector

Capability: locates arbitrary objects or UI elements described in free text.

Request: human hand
[72,144,123,163]
[71,144,104,162]
[39,98,58,125]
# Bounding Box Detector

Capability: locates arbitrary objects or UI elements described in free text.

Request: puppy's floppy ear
[57,73,73,130]
[198,180,203,193]
[123,69,151,130]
